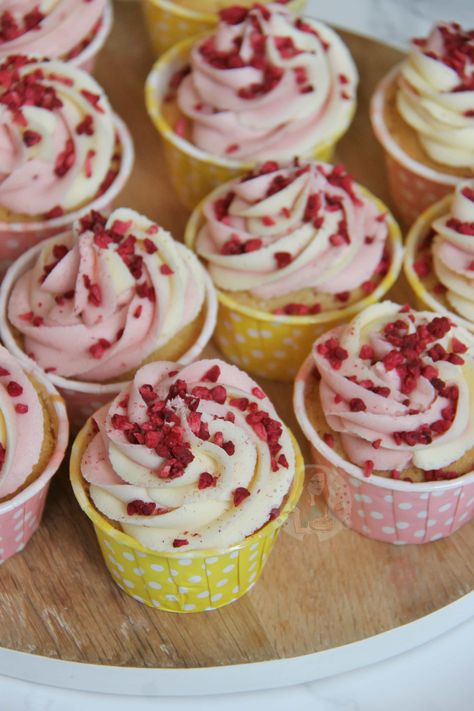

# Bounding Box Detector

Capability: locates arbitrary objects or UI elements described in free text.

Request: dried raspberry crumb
[160,264,174,275]
[359,344,374,360]
[198,472,217,489]
[323,433,334,448]
[172,538,189,548]
[133,304,142,318]
[363,460,374,477]
[349,398,366,412]
[203,364,220,382]
[335,291,350,302]
[372,439,382,449]
[89,338,111,359]
[233,487,250,506]
[127,500,156,516]
[252,387,265,400]
[23,130,41,147]
[274,251,292,269]
[7,381,23,397]
[15,403,28,414]
[143,238,157,254]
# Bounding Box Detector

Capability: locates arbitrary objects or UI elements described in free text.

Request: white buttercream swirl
[397,22,474,168]
[432,180,474,322]
[177,3,358,161]
[313,302,474,475]
[0,55,116,216]
[81,359,295,551]
[196,161,388,297]
[8,208,207,381]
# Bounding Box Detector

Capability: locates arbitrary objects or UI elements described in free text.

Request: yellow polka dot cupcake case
[70,360,304,612]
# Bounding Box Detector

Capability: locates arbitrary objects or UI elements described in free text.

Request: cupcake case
[0,1,473,698]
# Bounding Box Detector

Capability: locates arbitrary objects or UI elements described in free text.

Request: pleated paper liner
[70,420,305,612]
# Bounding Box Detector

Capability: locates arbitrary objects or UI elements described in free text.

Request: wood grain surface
[1,1,472,669]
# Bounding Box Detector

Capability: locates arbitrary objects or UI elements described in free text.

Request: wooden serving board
[1,2,473,671]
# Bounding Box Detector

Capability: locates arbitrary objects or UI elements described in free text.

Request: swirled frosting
[81,359,295,551]
[176,3,358,161]
[195,161,389,300]
[0,1,107,60]
[432,181,474,321]
[396,22,474,168]
[8,208,207,381]
[0,345,45,498]
[0,55,116,217]
[313,301,474,478]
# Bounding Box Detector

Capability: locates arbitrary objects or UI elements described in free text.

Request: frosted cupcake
[185,160,402,380]
[405,180,474,331]
[0,55,133,271]
[141,0,307,56]
[0,344,68,563]
[294,301,474,544]
[145,2,358,207]
[371,22,474,225]
[0,208,217,426]
[70,358,304,611]
[0,0,112,72]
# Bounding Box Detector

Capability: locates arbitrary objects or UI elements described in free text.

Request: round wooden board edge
[0,592,472,697]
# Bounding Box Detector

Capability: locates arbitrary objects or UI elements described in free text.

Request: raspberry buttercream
[432,181,474,321]
[8,208,207,381]
[0,0,107,60]
[195,161,389,299]
[312,301,474,477]
[176,3,358,161]
[396,22,474,168]
[80,359,296,551]
[0,345,45,498]
[0,55,117,217]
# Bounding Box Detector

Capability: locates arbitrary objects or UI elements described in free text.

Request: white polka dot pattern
[96,523,281,613]
[310,446,474,544]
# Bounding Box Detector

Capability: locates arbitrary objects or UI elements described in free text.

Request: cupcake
[141,0,307,57]
[145,2,358,208]
[0,55,134,273]
[0,344,68,563]
[185,160,403,381]
[405,180,474,331]
[371,22,474,226]
[0,207,217,428]
[294,301,474,544]
[70,358,304,611]
[0,1,112,72]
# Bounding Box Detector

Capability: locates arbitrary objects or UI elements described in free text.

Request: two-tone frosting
[0,345,45,498]
[81,359,295,551]
[0,0,107,60]
[176,3,358,161]
[8,208,207,382]
[0,55,116,217]
[397,22,474,168]
[195,161,389,303]
[313,302,474,479]
[432,181,474,321]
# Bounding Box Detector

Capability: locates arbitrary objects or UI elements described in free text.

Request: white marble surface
[4,1,474,709]
[307,0,473,48]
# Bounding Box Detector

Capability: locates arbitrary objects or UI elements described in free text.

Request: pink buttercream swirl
[8,208,207,382]
[0,0,107,60]
[176,3,358,161]
[80,358,295,551]
[0,55,116,216]
[196,161,389,301]
[0,344,45,498]
[313,302,474,478]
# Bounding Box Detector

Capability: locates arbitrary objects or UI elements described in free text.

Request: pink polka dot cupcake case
[294,301,474,544]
